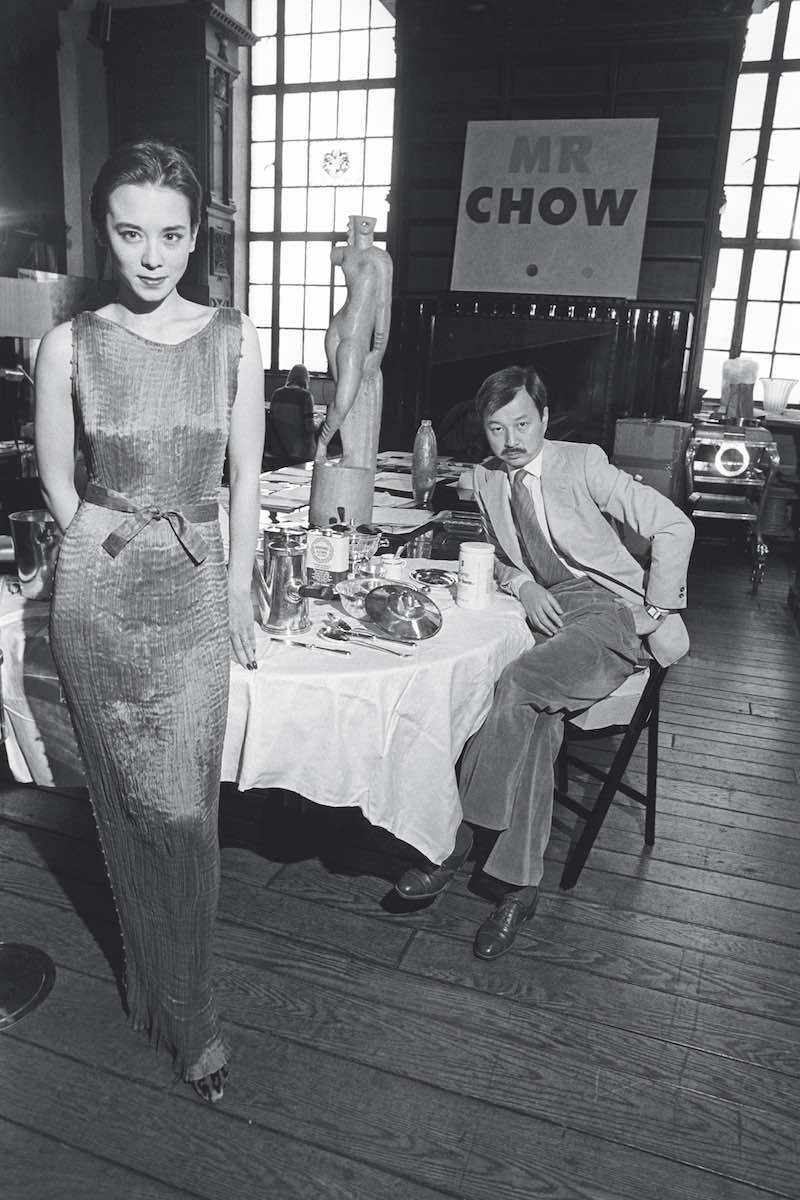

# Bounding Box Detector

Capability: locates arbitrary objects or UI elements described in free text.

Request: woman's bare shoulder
[37,319,74,366]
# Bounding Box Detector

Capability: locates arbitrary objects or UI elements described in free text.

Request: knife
[268,636,350,656]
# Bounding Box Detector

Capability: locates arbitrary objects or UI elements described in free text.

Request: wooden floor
[2,540,799,1200]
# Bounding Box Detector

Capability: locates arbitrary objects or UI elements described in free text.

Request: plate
[364,584,442,640]
[409,568,457,591]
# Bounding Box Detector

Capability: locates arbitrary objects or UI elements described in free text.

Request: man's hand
[631,606,662,637]
[519,580,564,636]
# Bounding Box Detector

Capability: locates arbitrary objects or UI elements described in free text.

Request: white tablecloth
[0,569,532,862]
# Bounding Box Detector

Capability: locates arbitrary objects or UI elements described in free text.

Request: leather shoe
[473,887,539,959]
[394,829,473,899]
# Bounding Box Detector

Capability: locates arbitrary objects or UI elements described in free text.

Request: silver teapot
[253,528,311,635]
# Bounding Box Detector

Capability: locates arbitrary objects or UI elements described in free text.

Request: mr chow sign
[451,119,658,299]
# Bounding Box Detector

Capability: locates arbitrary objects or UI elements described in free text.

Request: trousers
[459,577,642,886]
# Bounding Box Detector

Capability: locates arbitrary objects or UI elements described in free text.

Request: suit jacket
[473,440,695,667]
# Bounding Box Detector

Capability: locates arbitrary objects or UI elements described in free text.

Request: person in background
[267,363,316,464]
[394,364,694,960]
[35,139,264,1103]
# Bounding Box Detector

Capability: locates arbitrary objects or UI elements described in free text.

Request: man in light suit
[395,365,695,958]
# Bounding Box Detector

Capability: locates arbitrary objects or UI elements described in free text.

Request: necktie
[510,471,574,589]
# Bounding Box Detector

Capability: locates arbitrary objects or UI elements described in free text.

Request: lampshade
[0,278,56,338]
[0,275,115,338]
[760,377,797,416]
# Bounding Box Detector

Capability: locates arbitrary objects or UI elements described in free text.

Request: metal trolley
[686,417,780,594]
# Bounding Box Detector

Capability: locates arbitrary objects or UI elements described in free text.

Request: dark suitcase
[612,418,692,557]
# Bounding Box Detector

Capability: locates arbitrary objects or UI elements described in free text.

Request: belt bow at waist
[84,482,217,564]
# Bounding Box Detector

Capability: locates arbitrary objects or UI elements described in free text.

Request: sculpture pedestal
[310,371,382,527]
[309,462,375,527]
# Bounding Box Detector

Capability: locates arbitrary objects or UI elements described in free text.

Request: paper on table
[270,484,311,500]
[371,505,434,528]
[371,491,412,508]
[259,506,310,529]
[259,481,293,495]
[374,471,416,492]
[377,452,413,466]
[260,494,307,512]
[260,468,312,483]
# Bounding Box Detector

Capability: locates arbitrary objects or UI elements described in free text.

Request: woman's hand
[518,580,564,636]
[229,584,258,670]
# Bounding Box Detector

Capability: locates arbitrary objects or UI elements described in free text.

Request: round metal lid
[0,943,56,1028]
[364,584,443,640]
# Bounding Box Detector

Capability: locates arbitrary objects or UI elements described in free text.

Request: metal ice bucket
[8,510,61,600]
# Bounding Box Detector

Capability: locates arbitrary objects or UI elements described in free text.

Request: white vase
[760,377,797,415]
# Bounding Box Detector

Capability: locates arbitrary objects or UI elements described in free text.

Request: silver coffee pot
[254,528,311,635]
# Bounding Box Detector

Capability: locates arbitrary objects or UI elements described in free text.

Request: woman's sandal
[190,1065,228,1104]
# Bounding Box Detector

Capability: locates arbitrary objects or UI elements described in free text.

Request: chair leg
[645,697,659,847]
[559,670,664,891]
[559,739,631,890]
[556,738,568,795]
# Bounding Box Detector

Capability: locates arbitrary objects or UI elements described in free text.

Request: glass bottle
[411,419,437,508]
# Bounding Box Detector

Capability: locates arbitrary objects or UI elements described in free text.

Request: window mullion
[250,0,395,372]
[269,0,286,371]
[731,0,792,358]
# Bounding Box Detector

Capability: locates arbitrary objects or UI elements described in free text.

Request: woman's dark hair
[90,140,203,239]
[286,364,310,388]
[474,365,548,421]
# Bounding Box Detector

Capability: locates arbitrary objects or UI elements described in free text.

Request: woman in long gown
[34,141,264,1103]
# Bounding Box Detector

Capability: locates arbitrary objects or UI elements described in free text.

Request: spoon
[318,624,412,658]
[326,611,417,647]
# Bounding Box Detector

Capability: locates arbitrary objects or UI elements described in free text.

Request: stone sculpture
[310,215,393,527]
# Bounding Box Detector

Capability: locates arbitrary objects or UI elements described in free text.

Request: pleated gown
[50,307,241,1081]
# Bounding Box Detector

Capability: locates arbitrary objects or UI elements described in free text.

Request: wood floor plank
[400,928,800,1081]
[578,811,800,878]
[0,785,93,838]
[0,1118,199,1200]
[8,911,798,1200]
[571,764,800,823]
[1,542,799,1200]
[538,859,800,948]
[544,845,800,912]
[0,1038,450,1200]
[0,849,413,970]
[661,718,800,758]
[6,878,800,1115]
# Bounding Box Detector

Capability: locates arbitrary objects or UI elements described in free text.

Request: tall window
[249,0,396,372]
[700,0,800,403]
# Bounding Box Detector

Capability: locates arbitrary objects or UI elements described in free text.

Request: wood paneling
[388,0,751,431]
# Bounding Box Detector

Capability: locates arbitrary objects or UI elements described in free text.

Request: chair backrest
[267,387,316,462]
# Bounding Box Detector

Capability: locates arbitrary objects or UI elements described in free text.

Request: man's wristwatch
[644,603,668,621]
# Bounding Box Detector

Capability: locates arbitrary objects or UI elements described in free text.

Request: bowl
[334,575,386,621]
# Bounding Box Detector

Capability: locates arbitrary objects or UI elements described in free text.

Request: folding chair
[554,662,668,890]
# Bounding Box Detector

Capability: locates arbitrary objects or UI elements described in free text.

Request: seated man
[395,364,695,959]
[267,364,316,464]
